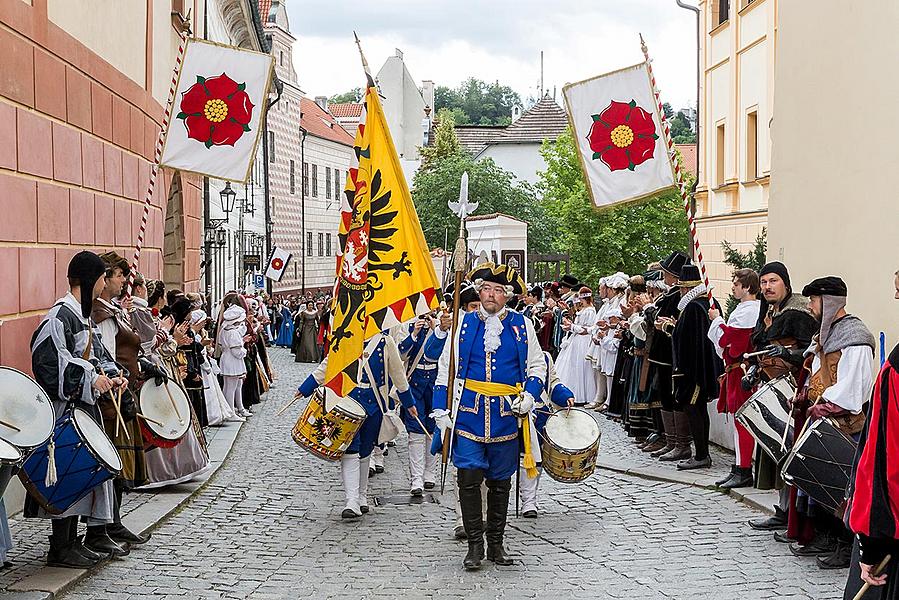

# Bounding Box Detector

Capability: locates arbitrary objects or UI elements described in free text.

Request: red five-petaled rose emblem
[177,73,254,148]
[271,258,283,271]
[587,100,659,172]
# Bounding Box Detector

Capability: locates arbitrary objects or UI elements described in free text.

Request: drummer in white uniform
[519,352,575,518]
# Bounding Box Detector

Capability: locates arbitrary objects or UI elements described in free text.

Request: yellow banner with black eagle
[324,69,441,397]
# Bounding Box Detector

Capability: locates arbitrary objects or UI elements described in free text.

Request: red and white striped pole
[640,34,714,299]
[127,26,190,292]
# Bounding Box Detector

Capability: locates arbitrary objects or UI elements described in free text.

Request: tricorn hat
[660,251,690,278]
[444,280,479,308]
[468,262,526,296]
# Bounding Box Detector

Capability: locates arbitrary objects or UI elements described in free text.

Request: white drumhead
[0,367,56,449]
[0,437,21,463]
[139,381,191,439]
[545,409,600,452]
[73,409,122,471]
[319,387,365,418]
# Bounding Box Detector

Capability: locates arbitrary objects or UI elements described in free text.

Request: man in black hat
[431,262,546,570]
[645,251,691,461]
[28,251,126,567]
[658,264,723,470]
[789,276,874,568]
[747,261,819,533]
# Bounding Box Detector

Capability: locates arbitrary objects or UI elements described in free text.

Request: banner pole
[128,24,191,293]
[640,34,713,300]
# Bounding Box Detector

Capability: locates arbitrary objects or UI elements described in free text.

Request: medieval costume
[398,320,439,496]
[171,298,208,427]
[431,262,546,570]
[218,305,250,417]
[554,291,596,406]
[295,306,321,363]
[789,277,874,568]
[846,341,899,597]
[708,295,761,488]
[28,252,117,568]
[274,304,294,347]
[665,264,723,470]
[647,251,690,461]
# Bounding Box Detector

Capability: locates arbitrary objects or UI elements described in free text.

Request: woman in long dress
[274,302,294,347]
[554,286,598,405]
[295,301,321,363]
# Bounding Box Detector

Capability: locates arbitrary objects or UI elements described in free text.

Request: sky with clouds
[285,0,699,111]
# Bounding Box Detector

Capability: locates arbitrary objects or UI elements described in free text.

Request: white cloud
[287,0,699,111]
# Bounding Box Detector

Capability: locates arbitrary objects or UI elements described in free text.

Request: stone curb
[596,457,779,516]
[5,417,247,599]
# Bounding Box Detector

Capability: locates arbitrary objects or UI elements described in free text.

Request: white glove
[510,392,535,416]
[429,408,453,433]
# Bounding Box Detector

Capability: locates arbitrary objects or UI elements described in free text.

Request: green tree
[329,88,362,104]
[721,228,767,315]
[419,110,464,170]
[411,153,558,255]
[670,111,696,144]
[434,78,522,126]
[538,128,690,287]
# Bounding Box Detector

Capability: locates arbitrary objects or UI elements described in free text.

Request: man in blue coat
[297,332,417,519]
[431,263,546,570]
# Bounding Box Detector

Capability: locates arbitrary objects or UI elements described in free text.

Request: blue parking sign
[253,274,265,289]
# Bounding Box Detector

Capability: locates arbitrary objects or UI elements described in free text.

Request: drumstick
[0,418,21,433]
[136,413,164,427]
[853,554,891,600]
[411,413,432,442]
[276,392,303,417]
[161,381,185,425]
[113,376,131,441]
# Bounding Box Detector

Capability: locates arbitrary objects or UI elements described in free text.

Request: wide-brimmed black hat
[660,251,690,278]
[802,276,847,298]
[468,262,526,296]
[678,264,703,288]
[559,274,580,289]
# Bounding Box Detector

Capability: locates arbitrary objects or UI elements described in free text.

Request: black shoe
[790,535,836,557]
[374,465,385,474]
[773,531,796,544]
[424,482,436,490]
[720,467,753,489]
[369,467,375,477]
[387,441,396,447]
[748,507,787,531]
[106,523,151,545]
[341,508,361,519]
[816,540,852,569]
[463,541,484,570]
[84,530,129,558]
[73,536,108,561]
[677,456,712,470]
[46,537,100,569]
[1,560,11,569]
[486,544,514,566]
[454,525,468,540]
[522,509,538,519]
[716,465,737,486]
[360,505,369,514]
[411,488,423,497]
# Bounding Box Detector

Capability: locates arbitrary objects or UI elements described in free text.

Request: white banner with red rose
[563,62,675,210]
[265,246,292,282]
[159,39,274,182]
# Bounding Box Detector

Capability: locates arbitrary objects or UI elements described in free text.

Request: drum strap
[82,327,93,361]
[406,342,427,379]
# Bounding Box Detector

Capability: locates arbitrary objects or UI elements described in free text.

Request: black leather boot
[85,525,130,558]
[485,477,513,566]
[107,523,151,546]
[720,467,753,489]
[47,518,99,568]
[748,506,788,530]
[716,465,737,486]
[457,468,485,570]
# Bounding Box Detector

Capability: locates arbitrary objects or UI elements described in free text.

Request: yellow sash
[463,380,522,397]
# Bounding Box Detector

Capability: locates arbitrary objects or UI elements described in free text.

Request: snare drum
[292,387,366,461]
[138,380,192,448]
[0,438,21,464]
[540,408,601,483]
[782,418,856,513]
[20,408,122,515]
[734,375,796,463]
[0,367,55,451]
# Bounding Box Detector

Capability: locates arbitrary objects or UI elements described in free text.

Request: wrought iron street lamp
[219,182,237,214]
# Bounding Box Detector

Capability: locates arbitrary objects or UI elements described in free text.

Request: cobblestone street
[54,349,848,600]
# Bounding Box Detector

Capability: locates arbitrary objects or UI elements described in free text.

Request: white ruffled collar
[677,284,708,312]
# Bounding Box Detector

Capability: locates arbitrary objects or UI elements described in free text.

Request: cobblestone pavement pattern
[53,349,847,600]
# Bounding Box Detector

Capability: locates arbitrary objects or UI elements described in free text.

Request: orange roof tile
[329,103,363,118]
[675,143,697,176]
[300,98,354,147]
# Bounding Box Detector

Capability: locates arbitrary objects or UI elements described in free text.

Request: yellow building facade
[695,0,775,303]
